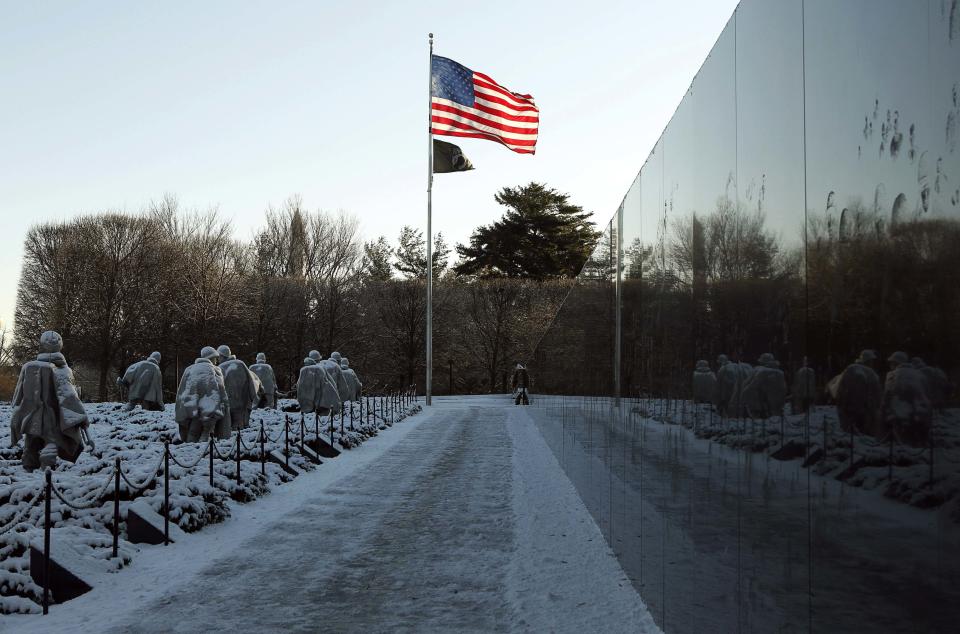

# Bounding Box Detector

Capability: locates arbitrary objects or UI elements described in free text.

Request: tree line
[9,183,596,401]
[536,195,960,399]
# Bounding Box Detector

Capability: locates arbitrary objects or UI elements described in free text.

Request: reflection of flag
[431,55,538,154]
[433,139,474,173]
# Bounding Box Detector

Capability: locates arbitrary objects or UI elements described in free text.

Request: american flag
[430,55,539,155]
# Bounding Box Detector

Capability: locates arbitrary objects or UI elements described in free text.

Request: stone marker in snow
[29,534,108,603]
[126,499,186,545]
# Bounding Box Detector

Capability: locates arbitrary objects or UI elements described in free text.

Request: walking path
[12,397,657,633]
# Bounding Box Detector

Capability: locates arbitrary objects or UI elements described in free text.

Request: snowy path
[10,397,656,633]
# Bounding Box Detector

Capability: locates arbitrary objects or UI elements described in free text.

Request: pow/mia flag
[433,139,474,173]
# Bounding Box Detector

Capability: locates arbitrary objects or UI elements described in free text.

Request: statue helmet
[39,330,63,354]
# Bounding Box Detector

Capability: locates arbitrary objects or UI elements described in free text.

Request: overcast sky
[0,0,739,333]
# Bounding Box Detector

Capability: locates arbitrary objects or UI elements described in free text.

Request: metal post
[300,415,306,455]
[235,432,242,484]
[164,442,170,545]
[850,426,855,468]
[340,406,345,435]
[284,415,290,469]
[43,469,51,615]
[888,433,894,481]
[350,399,354,430]
[113,457,120,558]
[208,437,214,487]
[260,422,266,476]
[823,415,828,453]
[426,32,434,407]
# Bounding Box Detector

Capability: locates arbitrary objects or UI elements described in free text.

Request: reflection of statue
[10,331,92,472]
[883,352,932,447]
[792,358,816,414]
[716,355,751,417]
[836,350,882,437]
[692,360,716,404]
[742,353,786,418]
[911,357,951,410]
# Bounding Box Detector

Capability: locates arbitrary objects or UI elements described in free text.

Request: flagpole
[426,32,434,406]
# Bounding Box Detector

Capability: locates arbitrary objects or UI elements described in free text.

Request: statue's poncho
[10,352,88,463]
[836,363,882,437]
[175,358,232,440]
[220,359,259,409]
[297,364,341,415]
[250,362,277,408]
[716,361,751,416]
[692,361,716,404]
[320,359,350,403]
[121,358,164,409]
[882,365,932,446]
[742,364,786,418]
[341,365,362,401]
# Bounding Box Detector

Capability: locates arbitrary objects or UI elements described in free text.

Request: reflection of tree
[624,237,652,280]
[807,208,960,378]
[532,226,617,396]
[624,197,803,397]
[669,197,782,283]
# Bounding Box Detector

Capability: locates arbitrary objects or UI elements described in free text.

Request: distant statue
[175,346,232,442]
[217,345,259,431]
[314,350,349,406]
[10,331,93,471]
[692,360,716,404]
[340,358,362,402]
[118,351,164,412]
[792,357,816,414]
[835,350,882,437]
[742,353,786,418]
[250,353,278,409]
[911,357,951,410]
[883,351,932,446]
[297,356,340,416]
[716,355,751,417]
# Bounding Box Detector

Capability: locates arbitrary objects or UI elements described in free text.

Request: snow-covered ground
[3,396,658,633]
[634,398,960,519]
[529,396,960,632]
[0,398,413,615]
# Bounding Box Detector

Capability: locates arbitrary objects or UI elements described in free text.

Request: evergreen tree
[362,236,394,281]
[393,225,450,279]
[454,182,598,279]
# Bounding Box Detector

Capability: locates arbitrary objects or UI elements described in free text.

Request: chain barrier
[49,470,116,511]
[0,492,44,536]
[22,398,423,616]
[118,453,165,494]
[168,444,210,470]
[209,438,234,461]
